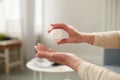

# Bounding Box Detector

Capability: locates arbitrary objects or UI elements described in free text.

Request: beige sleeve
[93,31,120,48]
[77,31,120,80]
[77,62,120,80]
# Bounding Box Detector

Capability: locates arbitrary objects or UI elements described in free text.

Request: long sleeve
[77,31,120,80]
[77,62,120,80]
[93,31,120,48]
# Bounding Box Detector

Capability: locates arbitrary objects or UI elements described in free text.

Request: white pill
[49,29,63,42]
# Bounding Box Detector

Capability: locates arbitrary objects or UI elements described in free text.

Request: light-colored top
[78,31,120,80]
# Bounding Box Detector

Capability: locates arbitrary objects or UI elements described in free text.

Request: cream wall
[39,0,105,80]
[41,0,104,65]
[21,0,36,61]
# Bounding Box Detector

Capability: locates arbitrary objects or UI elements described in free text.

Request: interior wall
[39,0,105,80]
[41,0,104,65]
[21,0,36,61]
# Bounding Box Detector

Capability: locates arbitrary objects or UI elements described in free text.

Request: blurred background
[0,0,120,80]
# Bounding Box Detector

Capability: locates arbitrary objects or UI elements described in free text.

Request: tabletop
[26,58,73,73]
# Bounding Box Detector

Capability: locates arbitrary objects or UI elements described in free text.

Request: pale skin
[48,23,95,45]
[35,23,95,72]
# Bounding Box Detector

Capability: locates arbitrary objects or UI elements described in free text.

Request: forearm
[68,58,84,72]
[77,62,120,80]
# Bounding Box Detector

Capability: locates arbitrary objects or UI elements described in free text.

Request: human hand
[35,43,54,52]
[48,23,95,45]
[35,43,84,71]
[48,23,85,44]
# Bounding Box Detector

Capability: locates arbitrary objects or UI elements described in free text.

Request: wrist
[69,58,84,72]
[81,33,95,44]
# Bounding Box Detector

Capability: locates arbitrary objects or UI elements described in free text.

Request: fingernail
[37,43,41,45]
[34,46,37,49]
[35,54,39,57]
[48,30,51,33]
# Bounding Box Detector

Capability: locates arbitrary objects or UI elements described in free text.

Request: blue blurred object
[104,49,120,66]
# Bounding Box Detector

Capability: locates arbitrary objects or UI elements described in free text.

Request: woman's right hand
[48,23,94,45]
[48,23,85,44]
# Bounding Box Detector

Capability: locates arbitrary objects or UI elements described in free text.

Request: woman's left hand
[35,43,84,71]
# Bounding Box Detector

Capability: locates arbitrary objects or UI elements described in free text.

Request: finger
[35,52,50,58]
[37,44,55,52]
[57,38,70,45]
[36,43,55,53]
[37,43,50,51]
[48,48,55,52]
[36,53,46,58]
[35,45,46,53]
[48,28,54,33]
[48,28,55,33]
[48,27,62,33]
[49,23,74,34]
[51,23,68,31]
[34,46,39,51]
[35,45,42,52]
[37,43,46,48]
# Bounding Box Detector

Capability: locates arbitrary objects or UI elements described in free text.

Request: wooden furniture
[0,39,24,75]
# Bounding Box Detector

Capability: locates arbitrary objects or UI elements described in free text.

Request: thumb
[57,38,70,45]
